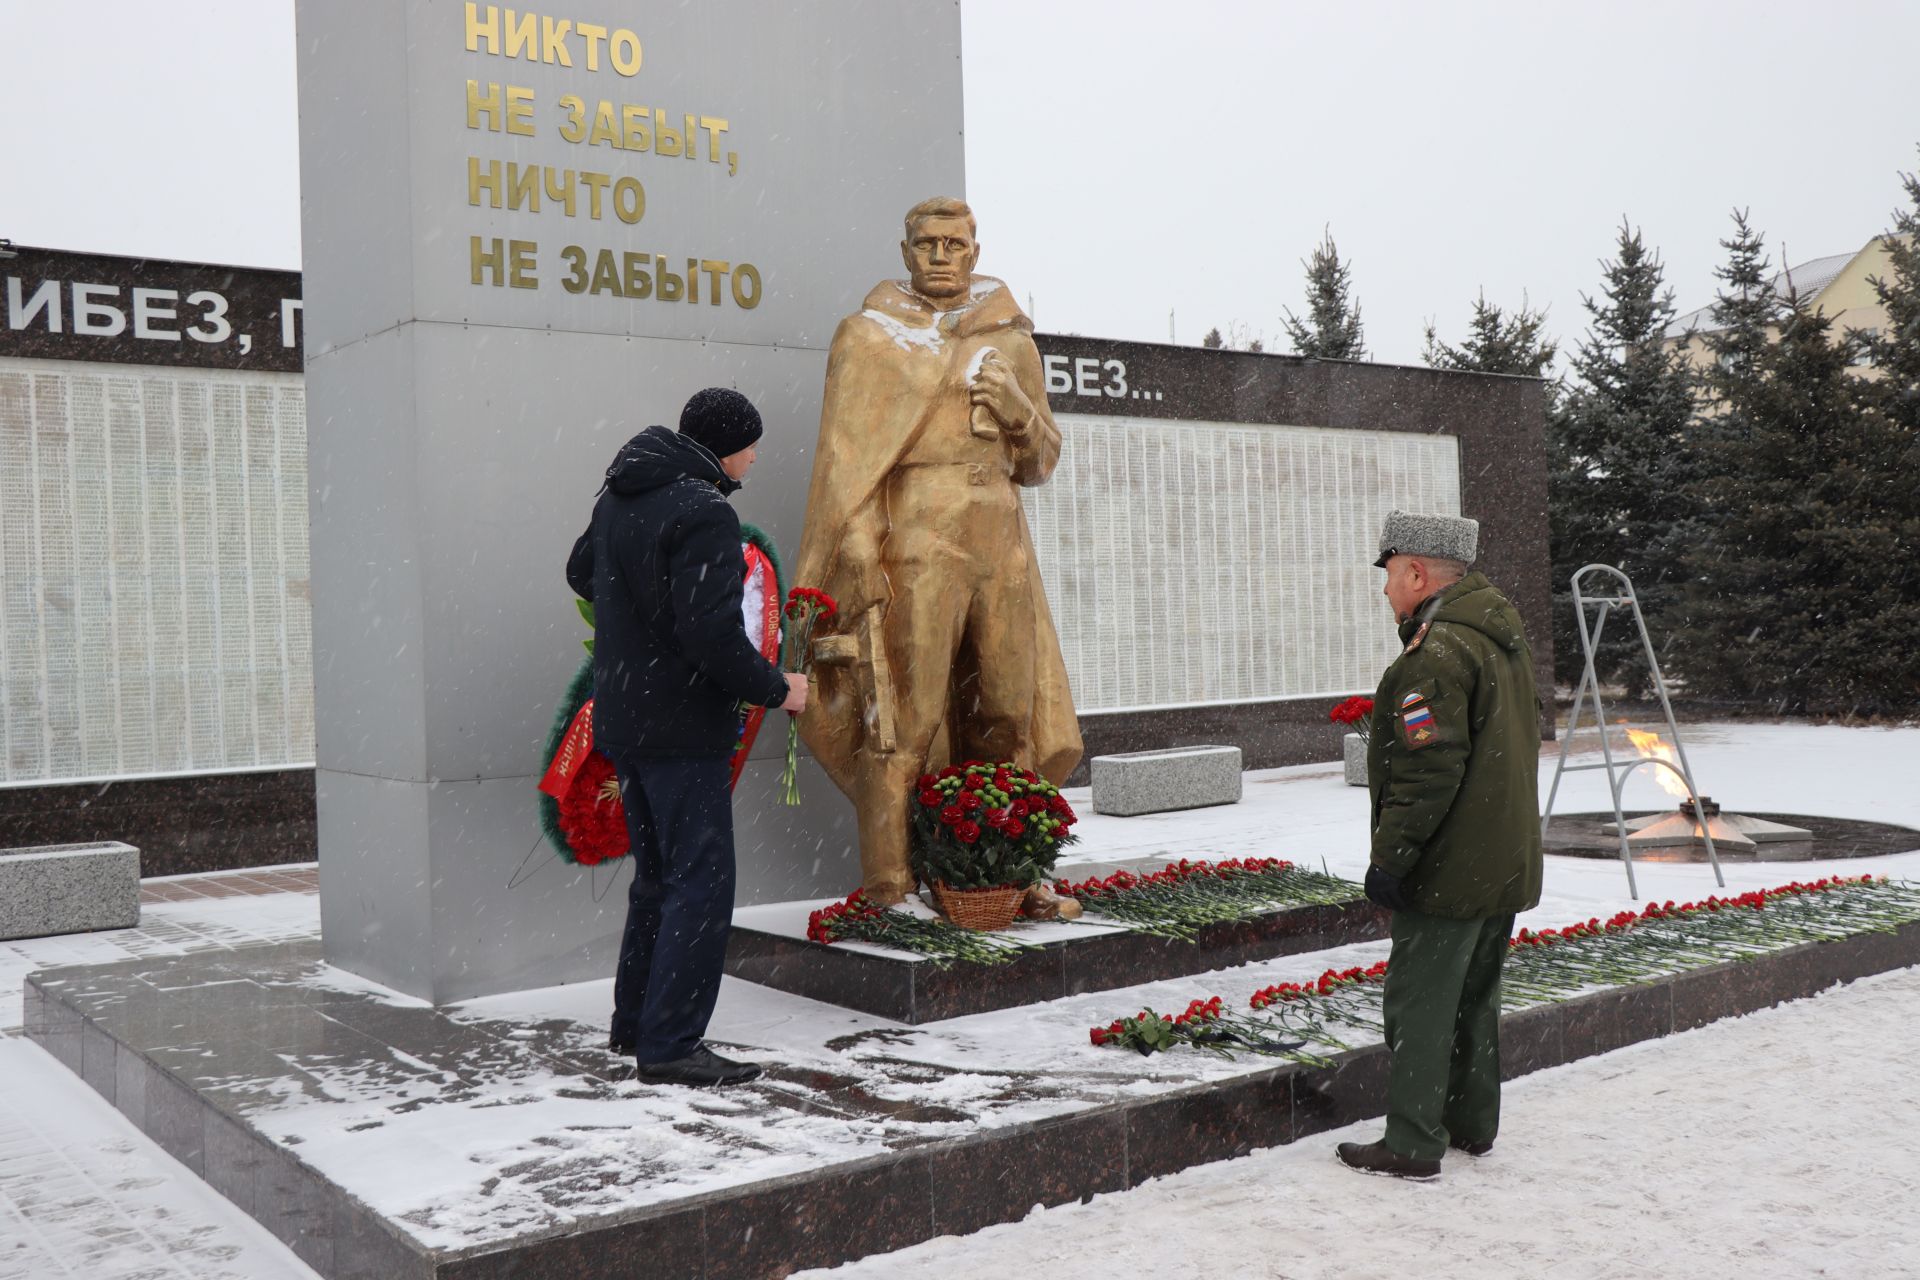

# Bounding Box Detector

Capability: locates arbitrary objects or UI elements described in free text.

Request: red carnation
[555,751,630,867]
[958,791,983,811]
[940,804,966,826]
[955,821,982,844]
[919,788,943,808]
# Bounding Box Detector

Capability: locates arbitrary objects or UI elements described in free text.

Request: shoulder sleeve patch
[1399,698,1439,749]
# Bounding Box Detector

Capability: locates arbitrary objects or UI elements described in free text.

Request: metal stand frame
[1542,564,1725,898]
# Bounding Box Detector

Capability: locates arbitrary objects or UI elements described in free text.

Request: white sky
[2,0,1916,367]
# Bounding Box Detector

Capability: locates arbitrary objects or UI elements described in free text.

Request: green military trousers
[1380,908,1516,1161]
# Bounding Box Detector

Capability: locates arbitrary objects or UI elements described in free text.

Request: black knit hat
[678,387,763,459]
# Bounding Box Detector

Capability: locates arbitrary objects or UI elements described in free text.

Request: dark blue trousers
[604,752,736,1064]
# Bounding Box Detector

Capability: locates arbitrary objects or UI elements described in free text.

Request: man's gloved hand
[1364,865,1411,912]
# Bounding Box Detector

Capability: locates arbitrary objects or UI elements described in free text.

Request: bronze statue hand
[969,350,1033,440]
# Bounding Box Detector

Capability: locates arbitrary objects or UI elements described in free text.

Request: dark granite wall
[1034,335,1555,782]
[0,770,316,876]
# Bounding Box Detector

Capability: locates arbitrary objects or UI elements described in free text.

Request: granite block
[1124,1071,1293,1185]
[1090,745,1243,817]
[930,1109,1128,1237]
[114,1042,152,1130]
[25,982,84,1074]
[909,945,1067,1021]
[203,1109,265,1217]
[0,841,140,941]
[147,1068,209,1175]
[725,929,919,1024]
[331,1200,433,1280]
[1290,1046,1394,1141]
[81,1019,119,1102]
[1560,982,1672,1060]
[0,769,316,877]
[440,1207,705,1280]
[1342,732,1367,787]
[257,1149,337,1275]
[706,1157,933,1279]
[1497,1003,1565,1080]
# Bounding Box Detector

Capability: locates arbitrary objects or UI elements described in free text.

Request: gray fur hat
[1373,509,1479,569]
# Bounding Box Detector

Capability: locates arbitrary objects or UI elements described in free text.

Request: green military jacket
[1366,572,1544,919]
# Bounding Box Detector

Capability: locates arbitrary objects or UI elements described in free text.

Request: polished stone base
[25,922,1920,1280]
[0,841,141,942]
[725,889,1389,1023]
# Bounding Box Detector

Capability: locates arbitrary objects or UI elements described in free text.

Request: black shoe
[1450,1136,1494,1157]
[1336,1140,1441,1180]
[609,1034,635,1056]
[636,1044,762,1087]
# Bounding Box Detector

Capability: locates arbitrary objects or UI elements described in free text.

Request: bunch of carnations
[553,751,629,866]
[1087,875,1920,1064]
[803,888,1035,967]
[778,587,836,805]
[1056,856,1359,940]
[909,761,1079,891]
[1498,874,1920,1003]
[1327,695,1374,742]
[1087,995,1323,1061]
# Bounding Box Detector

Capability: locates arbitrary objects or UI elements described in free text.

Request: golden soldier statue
[793,196,1082,905]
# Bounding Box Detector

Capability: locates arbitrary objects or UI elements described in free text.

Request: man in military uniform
[1337,510,1543,1180]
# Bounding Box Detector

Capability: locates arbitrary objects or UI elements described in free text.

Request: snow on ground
[0,1036,319,1280]
[2,721,1917,1277]
[804,963,1920,1280]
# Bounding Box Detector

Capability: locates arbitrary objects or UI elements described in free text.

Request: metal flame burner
[1604,799,1812,849]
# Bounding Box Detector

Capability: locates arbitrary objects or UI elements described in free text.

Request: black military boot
[1336,1140,1442,1180]
[1450,1136,1494,1157]
[636,1044,763,1087]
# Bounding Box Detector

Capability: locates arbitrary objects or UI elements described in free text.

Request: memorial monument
[295,0,963,1000]
[793,198,1082,905]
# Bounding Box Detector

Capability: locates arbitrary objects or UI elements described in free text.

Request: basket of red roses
[909,760,1080,931]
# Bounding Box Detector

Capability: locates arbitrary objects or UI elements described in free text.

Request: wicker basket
[929,881,1026,932]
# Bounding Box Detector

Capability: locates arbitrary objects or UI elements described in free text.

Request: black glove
[1364,865,1411,912]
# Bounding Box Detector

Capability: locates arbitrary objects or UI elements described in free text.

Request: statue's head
[901,196,978,301]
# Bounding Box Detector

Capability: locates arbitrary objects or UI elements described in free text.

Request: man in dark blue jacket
[567,387,807,1086]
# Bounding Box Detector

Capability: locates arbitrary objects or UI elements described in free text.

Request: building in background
[1663,235,1899,375]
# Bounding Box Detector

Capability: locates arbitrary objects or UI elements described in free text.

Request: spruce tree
[1856,157,1920,709]
[1280,230,1366,359]
[1423,293,1558,377]
[1548,223,1698,692]
[1673,210,1911,714]
[1201,327,1225,349]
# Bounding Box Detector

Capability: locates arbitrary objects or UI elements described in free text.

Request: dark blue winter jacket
[567,427,787,758]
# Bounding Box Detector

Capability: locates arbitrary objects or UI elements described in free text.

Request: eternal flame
[792,196,1083,906]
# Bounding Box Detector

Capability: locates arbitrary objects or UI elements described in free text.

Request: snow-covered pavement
[3,721,1917,1278]
[806,963,1920,1280]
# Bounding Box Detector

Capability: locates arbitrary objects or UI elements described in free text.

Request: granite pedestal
[0,841,140,941]
[1090,746,1244,817]
[726,885,1388,1024]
